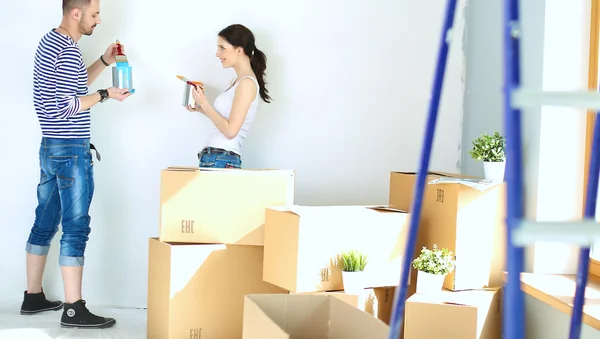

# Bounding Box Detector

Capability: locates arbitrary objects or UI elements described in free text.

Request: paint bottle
[111,39,136,94]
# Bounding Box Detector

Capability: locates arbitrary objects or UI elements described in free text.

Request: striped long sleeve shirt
[33,29,90,139]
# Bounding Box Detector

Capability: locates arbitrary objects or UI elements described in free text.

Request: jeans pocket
[50,155,77,189]
[199,154,217,168]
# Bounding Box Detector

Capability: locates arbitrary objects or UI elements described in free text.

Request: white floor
[0,299,146,339]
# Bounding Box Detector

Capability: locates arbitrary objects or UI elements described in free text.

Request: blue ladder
[387,0,458,338]
[387,1,600,339]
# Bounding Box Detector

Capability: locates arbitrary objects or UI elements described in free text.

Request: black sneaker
[20,289,63,315]
[60,300,116,329]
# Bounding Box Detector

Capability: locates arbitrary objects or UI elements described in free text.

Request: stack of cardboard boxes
[147,167,295,338]
[242,204,413,338]
[145,166,505,338]
[389,171,506,339]
[147,167,411,338]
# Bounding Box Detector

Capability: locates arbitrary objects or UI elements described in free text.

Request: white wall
[0,1,467,308]
[463,0,599,337]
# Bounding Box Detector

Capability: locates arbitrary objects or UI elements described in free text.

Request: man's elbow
[56,98,81,119]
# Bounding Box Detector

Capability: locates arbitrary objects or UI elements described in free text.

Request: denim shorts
[25,137,95,267]
[198,147,242,169]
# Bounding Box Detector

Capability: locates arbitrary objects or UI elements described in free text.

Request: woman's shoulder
[238,74,258,84]
[236,75,259,90]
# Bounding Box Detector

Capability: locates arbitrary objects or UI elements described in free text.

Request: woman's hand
[186,103,205,113]
[191,84,208,107]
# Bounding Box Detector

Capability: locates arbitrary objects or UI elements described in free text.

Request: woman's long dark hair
[219,24,272,103]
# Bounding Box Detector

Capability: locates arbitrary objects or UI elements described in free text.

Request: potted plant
[469,131,506,182]
[412,244,455,294]
[340,250,368,294]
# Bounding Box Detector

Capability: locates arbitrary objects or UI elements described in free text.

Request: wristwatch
[97,89,109,103]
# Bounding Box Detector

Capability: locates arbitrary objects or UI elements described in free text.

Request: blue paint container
[112,64,136,94]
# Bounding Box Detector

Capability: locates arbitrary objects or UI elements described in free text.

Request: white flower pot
[483,160,505,183]
[342,271,366,294]
[415,271,446,294]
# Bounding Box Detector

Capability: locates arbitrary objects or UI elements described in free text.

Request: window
[587,3,600,277]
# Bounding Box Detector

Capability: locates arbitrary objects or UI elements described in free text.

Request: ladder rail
[503,0,526,338]
[386,1,458,338]
[569,110,600,339]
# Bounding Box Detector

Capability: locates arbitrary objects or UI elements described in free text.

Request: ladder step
[512,220,600,246]
[511,89,600,110]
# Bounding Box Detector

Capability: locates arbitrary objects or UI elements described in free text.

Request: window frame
[586,0,600,282]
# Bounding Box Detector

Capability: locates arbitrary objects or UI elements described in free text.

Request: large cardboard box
[404,288,502,339]
[263,205,409,293]
[146,238,287,339]
[388,171,456,295]
[242,294,389,339]
[389,171,506,290]
[159,167,294,245]
[300,287,396,324]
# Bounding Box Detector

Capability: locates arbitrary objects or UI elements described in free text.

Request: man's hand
[102,43,122,65]
[107,87,132,102]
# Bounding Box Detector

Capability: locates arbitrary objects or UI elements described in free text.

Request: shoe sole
[60,318,116,329]
[20,303,64,315]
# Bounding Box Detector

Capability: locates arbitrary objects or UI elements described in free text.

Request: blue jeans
[198,147,242,168]
[26,138,95,267]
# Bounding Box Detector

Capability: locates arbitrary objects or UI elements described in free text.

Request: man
[20,0,132,329]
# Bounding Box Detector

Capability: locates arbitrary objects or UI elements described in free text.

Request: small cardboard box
[146,238,287,339]
[242,294,389,339]
[159,167,294,245]
[263,205,409,293]
[404,288,502,339]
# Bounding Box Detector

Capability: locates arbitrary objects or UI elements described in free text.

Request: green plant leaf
[339,250,368,272]
[469,131,506,162]
[411,244,456,275]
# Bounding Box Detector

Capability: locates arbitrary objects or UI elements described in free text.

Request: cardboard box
[389,171,506,291]
[263,205,409,293]
[404,288,502,339]
[389,171,456,211]
[388,171,456,295]
[146,238,287,339]
[300,287,396,324]
[159,167,294,245]
[242,294,389,339]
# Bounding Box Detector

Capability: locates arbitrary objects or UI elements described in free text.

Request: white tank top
[203,76,260,156]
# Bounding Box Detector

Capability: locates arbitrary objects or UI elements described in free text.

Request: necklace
[57,26,73,40]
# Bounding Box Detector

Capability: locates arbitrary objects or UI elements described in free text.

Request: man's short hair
[62,0,92,14]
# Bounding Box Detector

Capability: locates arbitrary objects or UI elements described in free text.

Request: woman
[188,24,271,169]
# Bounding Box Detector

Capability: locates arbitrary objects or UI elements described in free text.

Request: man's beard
[79,22,96,36]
